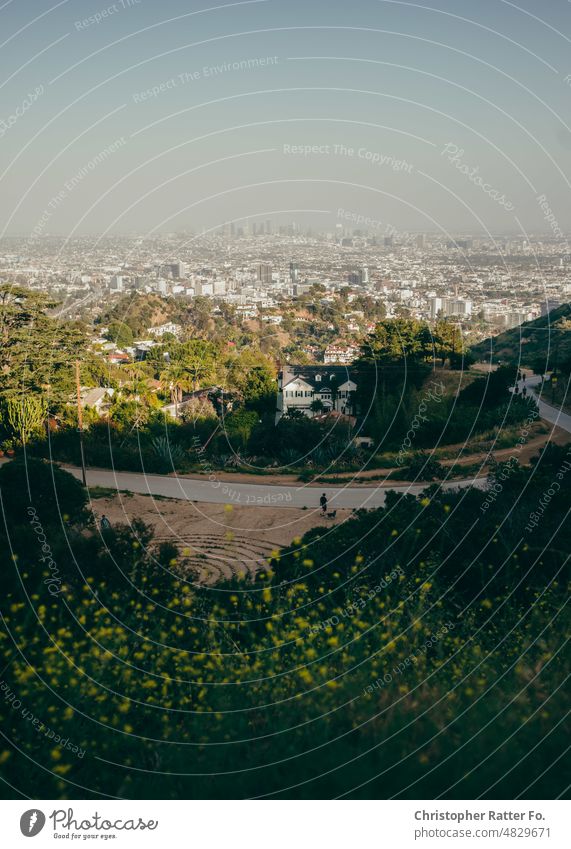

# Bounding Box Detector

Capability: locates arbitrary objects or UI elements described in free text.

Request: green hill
[470,302,571,371]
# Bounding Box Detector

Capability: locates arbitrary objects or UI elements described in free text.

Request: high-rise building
[447,298,472,317]
[429,297,472,319]
[289,261,299,284]
[256,263,272,286]
[429,296,444,319]
[348,267,368,286]
[110,275,123,292]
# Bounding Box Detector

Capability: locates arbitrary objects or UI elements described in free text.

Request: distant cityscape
[2,229,567,362]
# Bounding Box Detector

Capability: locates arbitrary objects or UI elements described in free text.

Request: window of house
[315,375,321,382]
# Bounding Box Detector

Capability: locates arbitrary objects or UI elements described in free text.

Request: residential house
[277,365,357,421]
[80,387,115,415]
[148,322,182,338]
[323,344,360,365]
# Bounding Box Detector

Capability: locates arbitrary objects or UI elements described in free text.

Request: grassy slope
[470,302,571,368]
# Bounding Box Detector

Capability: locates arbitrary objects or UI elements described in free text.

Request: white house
[148,322,182,338]
[276,366,357,422]
[81,387,115,414]
[323,344,360,365]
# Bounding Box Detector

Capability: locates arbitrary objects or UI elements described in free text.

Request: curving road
[63,465,486,510]
[517,374,571,433]
[59,382,570,510]
[3,381,566,511]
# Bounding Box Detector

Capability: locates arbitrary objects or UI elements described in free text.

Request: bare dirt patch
[91,494,352,584]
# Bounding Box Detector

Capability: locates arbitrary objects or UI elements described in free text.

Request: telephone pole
[75,360,87,487]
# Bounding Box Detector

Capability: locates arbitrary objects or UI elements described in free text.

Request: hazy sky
[1,0,571,239]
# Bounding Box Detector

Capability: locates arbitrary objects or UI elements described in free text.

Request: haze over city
[1,0,571,238]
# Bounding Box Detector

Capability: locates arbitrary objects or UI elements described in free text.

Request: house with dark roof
[276,365,357,422]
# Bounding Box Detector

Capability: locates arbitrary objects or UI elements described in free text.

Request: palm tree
[160,363,190,419]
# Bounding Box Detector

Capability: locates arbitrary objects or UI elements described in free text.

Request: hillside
[470,302,571,370]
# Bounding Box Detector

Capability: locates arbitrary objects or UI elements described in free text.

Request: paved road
[63,465,486,510]
[5,376,566,511]
[516,374,571,434]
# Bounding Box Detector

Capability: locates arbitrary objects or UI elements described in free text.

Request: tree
[4,395,47,445]
[363,319,427,364]
[0,285,86,410]
[222,409,260,451]
[179,397,217,425]
[309,399,325,416]
[145,345,169,378]
[106,321,134,349]
[242,366,276,414]
[449,350,475,370]
[160,363,191,419]
[0,458,88,527]
[178,340,217,390]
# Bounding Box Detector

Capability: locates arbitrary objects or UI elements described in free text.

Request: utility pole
[75,360,87,487]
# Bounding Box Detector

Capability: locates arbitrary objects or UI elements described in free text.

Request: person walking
[100,515,111,531]
[320,493,328,514]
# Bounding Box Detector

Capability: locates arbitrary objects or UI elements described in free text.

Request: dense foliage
[0,449,568,799]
